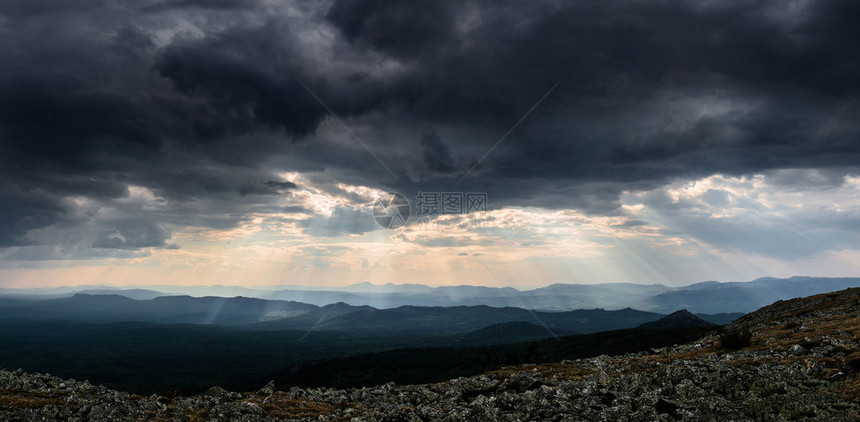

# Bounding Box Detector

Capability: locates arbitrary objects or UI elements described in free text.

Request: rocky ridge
[2,288,860,421]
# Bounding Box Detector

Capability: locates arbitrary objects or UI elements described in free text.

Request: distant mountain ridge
[0,294,670,335]
[633,276,860,313]
[637,309,715,330]
[252,304,668,335]
[0,294,317,325]
[2,276,859,313]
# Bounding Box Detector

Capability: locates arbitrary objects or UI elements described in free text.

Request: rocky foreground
[3,289,860,421]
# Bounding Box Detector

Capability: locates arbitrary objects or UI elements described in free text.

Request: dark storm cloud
[151,14,420,142]
[0,0,107,18]
[153,26,325,139]
[2,0,860,255]
[764,168,850,191]
[0,1,321,248]
[237,180,298,196]
[0,188,66,247]
[140,0,261,12]
[326,0,459,58]
[419,129,457,173]
[321,0,860,185]
[91,222,175,250]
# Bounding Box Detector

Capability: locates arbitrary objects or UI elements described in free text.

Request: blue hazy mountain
[633,276,860,313]
[76,288,166,301]
[3,276,859,314]
[0,294,318,325]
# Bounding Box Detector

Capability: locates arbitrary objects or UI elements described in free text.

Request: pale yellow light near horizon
[3,173,860,290]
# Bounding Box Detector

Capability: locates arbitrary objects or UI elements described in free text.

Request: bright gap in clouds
[2,170,860,289]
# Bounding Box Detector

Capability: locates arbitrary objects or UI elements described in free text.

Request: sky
[2,0,860,289]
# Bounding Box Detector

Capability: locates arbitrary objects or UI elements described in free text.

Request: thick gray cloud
[0,188,66,247]
[92,222,175,250]
[1,0,859,257]
[238,180,298,197]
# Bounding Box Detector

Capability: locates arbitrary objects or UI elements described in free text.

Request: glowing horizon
[3,172,860,290]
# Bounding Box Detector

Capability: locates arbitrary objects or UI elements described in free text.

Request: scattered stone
[789,344,808,356]
[596,369,611,385]
[257,380,276,397]
[655,397,680,418]
[205,386,230,401]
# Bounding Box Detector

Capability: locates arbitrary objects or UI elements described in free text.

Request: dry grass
[485,364,539,379]
[779,291,859,320]
[839,378,860,403]
[144,393,352,421]
[724,356,774,367]
[259,392,339,419]
[533,363,598,380]
[746,313,860,353]
[487,363,597,380]
[147,401,208,422]
[0,388,60,410]
[598,346,720,374]
[638,346,718,362]
[488,345,722,381]
[159,409,209,422]
[726,292,860,403]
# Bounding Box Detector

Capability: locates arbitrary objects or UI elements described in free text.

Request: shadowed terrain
[2,288,860,420]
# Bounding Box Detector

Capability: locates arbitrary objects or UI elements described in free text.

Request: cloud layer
[2,0,860,286]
